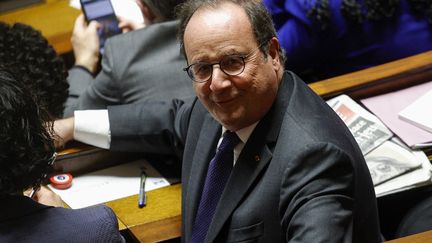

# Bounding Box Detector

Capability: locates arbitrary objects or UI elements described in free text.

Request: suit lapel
[206,142,272,242]
[184,116,221,241]
[205,73,292,242]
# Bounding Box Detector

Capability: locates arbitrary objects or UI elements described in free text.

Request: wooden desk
[56,146,182,242]
[386,230,432,243]
[309,50,432,99]
[107,184,182,243]
[0,0,80,54]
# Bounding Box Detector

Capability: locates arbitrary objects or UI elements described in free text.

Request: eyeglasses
[183,43,266,83]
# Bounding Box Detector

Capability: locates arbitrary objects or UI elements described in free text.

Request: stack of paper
[398,89,432,133]
[361,81,432,148]
[327,94,393,155]
[374,146,432,197]
[365,140,422,186]
[327,94,432,197]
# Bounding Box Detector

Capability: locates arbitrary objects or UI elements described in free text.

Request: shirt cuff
[74,110,111,149]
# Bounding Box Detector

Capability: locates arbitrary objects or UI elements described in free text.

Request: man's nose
[209,65,230,91]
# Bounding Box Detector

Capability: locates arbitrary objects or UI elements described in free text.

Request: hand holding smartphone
[79,0,121,54]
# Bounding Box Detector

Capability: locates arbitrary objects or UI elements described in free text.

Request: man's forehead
[184,3,251,45]
[185,2,248,30]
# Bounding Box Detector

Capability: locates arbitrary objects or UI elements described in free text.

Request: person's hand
[53,117,75,149]
[31,186,64,207]
[118,16,146,33]
[71,14,100,74]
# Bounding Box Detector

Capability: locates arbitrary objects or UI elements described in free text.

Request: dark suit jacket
[0,195,124,242]
[64,20,194,117]
[108,71,381,242]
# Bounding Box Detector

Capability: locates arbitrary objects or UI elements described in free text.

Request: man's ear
[137,0,156,24]
[268,37,282,70]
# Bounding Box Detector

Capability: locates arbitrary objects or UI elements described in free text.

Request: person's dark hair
[309,0,432,30]
[176,0,286,64]
[0,70,55,196]
[143,0,186,21]
[0,22,69,119]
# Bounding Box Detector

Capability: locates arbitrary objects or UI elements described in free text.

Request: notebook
[398,89,432,133]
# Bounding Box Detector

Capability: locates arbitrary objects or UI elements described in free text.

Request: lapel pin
[254,155,260,162]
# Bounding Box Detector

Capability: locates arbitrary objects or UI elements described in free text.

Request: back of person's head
[0,21,69,119]
[142,0,186,21]
[0,70,55,196]
[176,0,286,64]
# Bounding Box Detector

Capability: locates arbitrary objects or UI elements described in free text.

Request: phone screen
[80,0,121,54]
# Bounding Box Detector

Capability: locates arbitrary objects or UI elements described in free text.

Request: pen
[29,185,40,199]
[138,169,147,208]
[411,143,432,150]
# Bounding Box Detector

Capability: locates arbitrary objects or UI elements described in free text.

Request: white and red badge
[49,173,73,189]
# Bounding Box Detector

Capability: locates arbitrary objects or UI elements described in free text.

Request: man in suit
[56,0,381,241]
[0,70,124,243]
[64,0,193,117]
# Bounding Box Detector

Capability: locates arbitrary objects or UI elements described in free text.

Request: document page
[398,89,432,133]
[365,140,421,186]
[361,81,432,147]
[48,159,170,209]
[327,94,393,155]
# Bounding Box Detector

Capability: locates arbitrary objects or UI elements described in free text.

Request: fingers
[73,14,99,35]
[87,19,101,31]
[73,14,87,32]
[34,186,64,207]
[71,14,100,73]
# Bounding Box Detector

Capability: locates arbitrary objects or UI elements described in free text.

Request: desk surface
[0,0,79,54]
[309,50,432,99]
[56,145,182,242]
[107,184,181,242]
[386,230,432,243]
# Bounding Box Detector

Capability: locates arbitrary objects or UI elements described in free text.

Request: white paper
[70,0,144,23]
[49,159,170,209]
[375,151,432,197]
[365,140,421,186]
[327,94,393,155]
[361,81,432,147]
[398,89,432,133]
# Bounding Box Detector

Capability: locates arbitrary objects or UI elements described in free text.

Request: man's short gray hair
[176,0,286,64]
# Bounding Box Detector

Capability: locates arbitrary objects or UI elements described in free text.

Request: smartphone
[80,0,121,54]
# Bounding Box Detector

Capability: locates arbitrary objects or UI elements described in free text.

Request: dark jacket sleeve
[107,97,197,158]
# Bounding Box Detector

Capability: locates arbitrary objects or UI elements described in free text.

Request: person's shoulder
[50,204,117,227]
[57,205,123,241]
[117,20,179,40]
[73,204,117,222]
[131,20,179,39]
[105,20,179,51]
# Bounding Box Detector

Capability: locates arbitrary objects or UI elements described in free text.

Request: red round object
[49,173,73,189]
